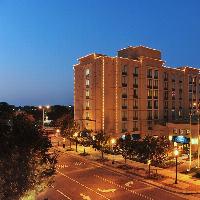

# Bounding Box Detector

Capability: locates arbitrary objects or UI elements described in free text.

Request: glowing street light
[39,105,50,129]
[111,138,116,164]
[174,149,179,184]
[147,160,151,177]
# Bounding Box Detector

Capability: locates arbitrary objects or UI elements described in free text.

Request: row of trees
[61,125,172,166]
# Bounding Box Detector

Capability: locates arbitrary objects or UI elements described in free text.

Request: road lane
[37,152,188,200]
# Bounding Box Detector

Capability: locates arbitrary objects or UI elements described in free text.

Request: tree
[0,114,57,200]
[135,136,171,166]
[117,134,132,164]
[93,131,110,159]
[79,129,92,155]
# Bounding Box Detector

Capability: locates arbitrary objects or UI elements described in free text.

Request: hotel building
[74,46,200,139]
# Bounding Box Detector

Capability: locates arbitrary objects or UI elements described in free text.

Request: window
[189,76,192,83]
[147,79,152,87]
[133,99,138,108]
[122,65,127,73]
[153,90,158,98]
[154,70,158,79]
[133,121,138,130]
[172,82,176,90]
[122,99,127,109]
[154,80,158,88]
[148,89,152,98]
[122,123,127,132]
[147,121,153,129]
[189,85,192,91]
[154,110,158,119]
[154,100,158,109]
[147,68,152,78]
[164,91,168,99]
[133,77,138,86]
[164,72,168,80]
[122,76,127,87]
[133,89,138,97]
[86,90,89,97]
[134,67,138,75]
[172,101,175,109]
[133,111,138,119]
[85,69,90,76]
[147,100,152,109]
[147,110,152,119]
[122,111,127,118]
[86,101,90,108]
[164,101,168,108]
[86,112,89,119]
[189,93,192,101]
[86,79,90,86]
[164,81,168,89]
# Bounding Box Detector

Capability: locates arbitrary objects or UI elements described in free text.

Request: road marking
[56,170,111,200]
[56,164,69,169]
[97,188,116,193]
[80,193,91,200]
[94,175,154,200]
[51,185,72,200]
[125,181,134,187]
[74,162,86,166]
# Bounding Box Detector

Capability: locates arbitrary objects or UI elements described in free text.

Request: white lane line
[51,185,72,200]
[56,170,111,200]
[94,174,154,200]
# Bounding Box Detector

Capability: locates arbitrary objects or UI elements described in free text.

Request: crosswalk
[56,162,86,169]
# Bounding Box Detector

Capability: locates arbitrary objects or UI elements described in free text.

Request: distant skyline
[0,0,200,106]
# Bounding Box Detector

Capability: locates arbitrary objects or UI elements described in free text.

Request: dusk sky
[0,0,199,106]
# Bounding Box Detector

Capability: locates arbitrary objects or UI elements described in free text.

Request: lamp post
[74,132,78,152]
[39,105,50,129]
[174,149,179,184]
[111,138,116,164]
[147,160,151,177]
[189,112,192,171]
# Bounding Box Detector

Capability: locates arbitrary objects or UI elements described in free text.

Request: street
[37,152,189,200]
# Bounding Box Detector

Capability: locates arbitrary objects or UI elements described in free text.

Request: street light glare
[174,149,179,157]
[46,105,50,109]
[111,138,116,144]
[39,106,42,109]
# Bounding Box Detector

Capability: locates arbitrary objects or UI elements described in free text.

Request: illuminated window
[86,101,90,108]
[86,112,89,118]
[85,69,90,76]
[148,89,152,97]
[86,79,90,86]
[86,90,89,97]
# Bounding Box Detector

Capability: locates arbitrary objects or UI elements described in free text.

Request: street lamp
[39,105,50,129]
[56,129,60,136]
[147,160,151,177]
[174,149,179,184]
[197,109,200,168]
[111,138,116,164]
[74,132,78,152]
